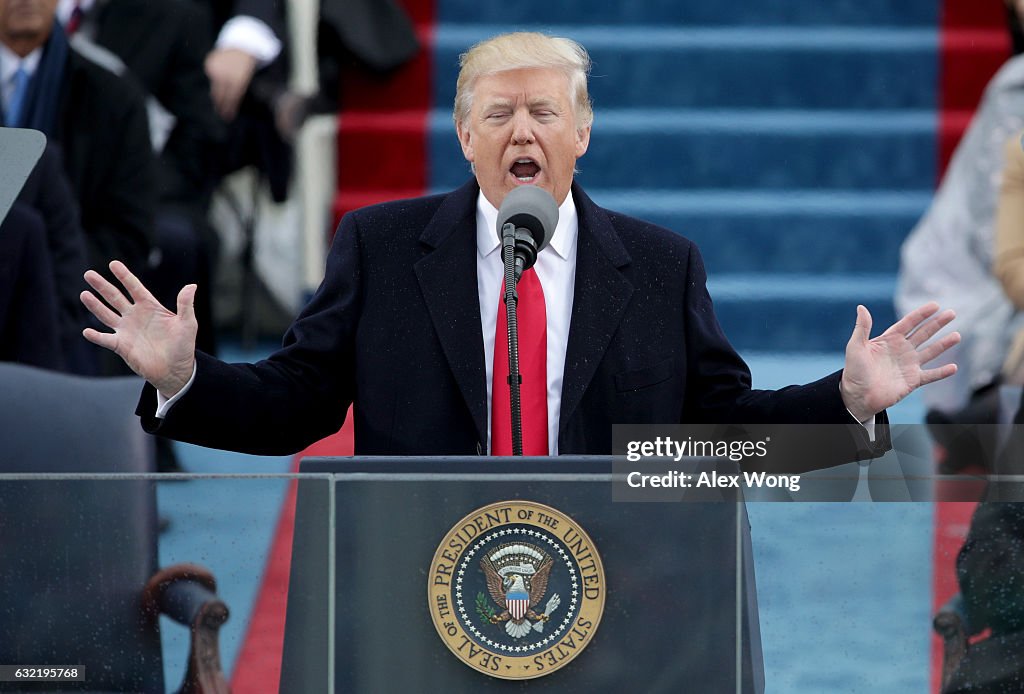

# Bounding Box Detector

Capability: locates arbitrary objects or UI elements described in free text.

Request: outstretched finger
[176,284,198,320]
[881,301,940,338]
[84,268,132,314]
[80,290,121,329]
[917,331,961,365]
[849,304,873,344]
[918,362,958,386]
[82,327,119,352]
[907,308,956,348]
[109,260,158,307]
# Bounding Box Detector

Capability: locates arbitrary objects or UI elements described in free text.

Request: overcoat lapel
[414,181,488,445]
[559,184,635,437]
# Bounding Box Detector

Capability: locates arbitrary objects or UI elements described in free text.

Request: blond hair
[453,32,593,130]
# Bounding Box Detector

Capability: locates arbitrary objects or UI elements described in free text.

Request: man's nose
[510,110,534,144]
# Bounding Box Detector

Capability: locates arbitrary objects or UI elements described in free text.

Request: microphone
[496,186,559,280]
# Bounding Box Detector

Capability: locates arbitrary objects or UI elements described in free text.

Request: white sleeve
[215,15,282,66]
[155,361,199,419]
[849,410,877,443]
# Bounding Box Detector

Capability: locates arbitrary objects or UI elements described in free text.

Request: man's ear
[575,124,591,159]
[456,121,474,163]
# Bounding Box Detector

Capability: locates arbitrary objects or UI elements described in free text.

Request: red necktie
[66,2,84,34]
[491,268,548,456]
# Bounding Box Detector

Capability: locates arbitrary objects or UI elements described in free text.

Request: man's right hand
[80,260,198,399]
[205,47,258,122]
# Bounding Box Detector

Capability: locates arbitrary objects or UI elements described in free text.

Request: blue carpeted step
[433,27,938,110]
[436,1,937,27]
[707,274,897,352]
[586,189,929,274]
[428,109,936,190]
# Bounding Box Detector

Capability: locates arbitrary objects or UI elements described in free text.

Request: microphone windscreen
[496,186,559,252]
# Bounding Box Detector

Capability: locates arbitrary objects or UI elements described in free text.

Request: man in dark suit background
[0,0,155,280]
[60,0,222,215]
[80,32,961,458]
[60,0,224,361]
[0,203,62,369]
[197,0,294,202]
[14,143,90,371]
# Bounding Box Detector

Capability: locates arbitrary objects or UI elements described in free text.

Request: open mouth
[510,158,541,182]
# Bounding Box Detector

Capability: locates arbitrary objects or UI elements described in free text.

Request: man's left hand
[840,302,959,421]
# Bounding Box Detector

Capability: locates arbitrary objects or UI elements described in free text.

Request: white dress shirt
[216,16,282,66]
[477,191,579,455]
[0,44,42,111]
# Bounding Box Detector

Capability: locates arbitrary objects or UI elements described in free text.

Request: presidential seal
[428,500,605,680]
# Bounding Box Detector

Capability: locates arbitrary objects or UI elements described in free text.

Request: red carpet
[332,3,436,230]
[937,0,1010,176]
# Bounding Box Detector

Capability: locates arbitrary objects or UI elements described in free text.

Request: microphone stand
[501,221,525,456]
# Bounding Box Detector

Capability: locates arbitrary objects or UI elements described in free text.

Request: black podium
[281,457,764,693]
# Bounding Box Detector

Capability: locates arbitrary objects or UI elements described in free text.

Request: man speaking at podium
[80,32,959,459]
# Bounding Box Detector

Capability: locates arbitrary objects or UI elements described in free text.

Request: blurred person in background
[14,143,91,371]
[896,0,1024,472]
[0,0,155,288]
[58,0,224,358]
[946,499,1024,690]
[199,0,294,202]
[931,132,1024,694]
[1,0,153,375]
[994,132,1024,476]
[200,0,420,195]
[0,203,62,369]
[996,133,1024,319]
[202,0,283,125]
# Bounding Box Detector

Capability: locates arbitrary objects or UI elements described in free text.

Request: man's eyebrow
[478,96,563,112]
[480,98,514,111]
[528,97,561,110]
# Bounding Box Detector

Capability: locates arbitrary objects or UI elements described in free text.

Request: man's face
[0,0,57,52]
[456,67,591,209]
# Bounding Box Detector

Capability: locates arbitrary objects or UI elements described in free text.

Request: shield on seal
[506,590,530,621]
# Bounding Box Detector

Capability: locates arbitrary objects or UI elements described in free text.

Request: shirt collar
[476,187,579,261]
[0,43,44,85]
